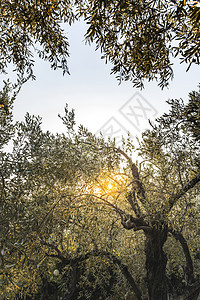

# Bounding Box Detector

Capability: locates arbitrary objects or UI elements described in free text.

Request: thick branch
[116,148,146,203]
[121,214,151,233]
[112,255,143,300]
[183,284,200,300]
[127,190,142,217]
[169,229,195,285]
[168,172,200,211]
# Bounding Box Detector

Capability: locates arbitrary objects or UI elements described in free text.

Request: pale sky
[2,20,200,143]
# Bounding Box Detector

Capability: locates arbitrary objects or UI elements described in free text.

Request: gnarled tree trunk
[145,226,168,300]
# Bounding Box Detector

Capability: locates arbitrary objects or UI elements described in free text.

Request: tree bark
[145,226,168,300]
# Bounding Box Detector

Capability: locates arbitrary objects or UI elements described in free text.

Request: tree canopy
[0,84,200,299]
[0,0,200,88]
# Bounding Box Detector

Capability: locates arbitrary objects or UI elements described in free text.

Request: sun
[107,182,115,191]
[91,173,127,196]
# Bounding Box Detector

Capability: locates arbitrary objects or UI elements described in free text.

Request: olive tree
[1,86,200,299]
[59,86,200,299]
